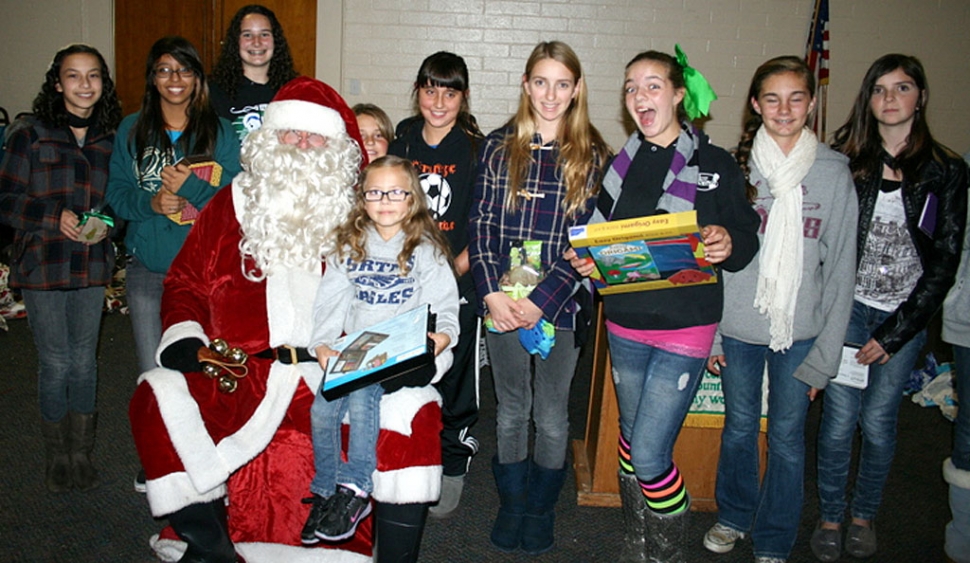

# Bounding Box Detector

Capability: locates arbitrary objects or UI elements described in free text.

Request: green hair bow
[675,44,718,120]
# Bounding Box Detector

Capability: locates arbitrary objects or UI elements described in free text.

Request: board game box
[568,210,717,295]
[321,305,436,400]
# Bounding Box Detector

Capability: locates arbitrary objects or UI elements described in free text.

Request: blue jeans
[817,300,926,523]
[486,328,579,469]
[715,337,814,559]
[22,287,105,422]
[310,382,384,495]
[953,345,970,471]
[608,331,706,480]
[125,257,165,374]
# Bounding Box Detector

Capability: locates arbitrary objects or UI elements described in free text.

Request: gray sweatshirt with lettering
[711,145,858,389]
[309,226,460,382]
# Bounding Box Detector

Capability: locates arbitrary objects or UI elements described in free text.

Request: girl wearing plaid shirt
[469,41,609,555]
[0,45,121,493]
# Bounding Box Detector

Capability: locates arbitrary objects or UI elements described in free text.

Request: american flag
[805,0,829,138]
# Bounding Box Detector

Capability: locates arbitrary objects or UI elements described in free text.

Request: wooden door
[215,0,316,78]
[114,0,316,116]
[114,1,214,116]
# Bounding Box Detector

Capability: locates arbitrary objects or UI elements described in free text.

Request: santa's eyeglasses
[362,189,412,202]
[277,129,327,148]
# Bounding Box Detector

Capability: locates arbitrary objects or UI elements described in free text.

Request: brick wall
[338,0,970,153]
[0,1,967,153]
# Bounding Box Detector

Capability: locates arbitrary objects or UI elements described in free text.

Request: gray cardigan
[941,152,970,348]
[711,144,858,389]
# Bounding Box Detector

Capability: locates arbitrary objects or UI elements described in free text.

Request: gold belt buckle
[281,345,299,365]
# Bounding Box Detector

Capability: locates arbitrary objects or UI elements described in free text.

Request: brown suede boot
[69,411,100,491]
[40,417,71,493]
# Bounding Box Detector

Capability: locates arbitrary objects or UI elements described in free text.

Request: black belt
[254,345,315,365]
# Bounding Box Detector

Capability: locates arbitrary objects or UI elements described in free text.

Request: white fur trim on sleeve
[156,320,209,367]
[944,457,970,489]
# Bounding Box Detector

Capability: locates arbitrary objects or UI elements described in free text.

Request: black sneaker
[315,485,372,542]
[300,494,332,545]
[134,468,147,493]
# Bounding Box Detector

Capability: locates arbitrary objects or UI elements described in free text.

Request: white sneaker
[703,522,746,553]
[755,557,786,563]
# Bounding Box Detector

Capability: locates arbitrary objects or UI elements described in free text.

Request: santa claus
[129,77,445,563]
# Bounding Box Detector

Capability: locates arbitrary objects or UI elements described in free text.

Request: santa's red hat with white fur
[261,76,369,169]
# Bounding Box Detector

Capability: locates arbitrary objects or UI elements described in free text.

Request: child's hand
[161,162,192,194]
[701,225,733,264]
[428,332,451,356]
[563,247,596,277]
[314,344,339,371]
[59,210,82,242]
[483,291,529,333]
[151,188,186,216]
[515,298,543,330]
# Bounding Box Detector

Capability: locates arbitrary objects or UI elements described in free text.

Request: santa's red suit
[130,183,444,562]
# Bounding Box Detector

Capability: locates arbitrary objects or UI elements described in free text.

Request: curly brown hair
[211,5,298,99]
[32,44,121,132]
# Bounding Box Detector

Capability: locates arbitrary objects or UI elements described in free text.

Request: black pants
[435,286,480,476]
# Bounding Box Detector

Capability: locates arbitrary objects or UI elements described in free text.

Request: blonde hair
[502,41,610,216]
[333,155,454,276]
[353,103,394,143]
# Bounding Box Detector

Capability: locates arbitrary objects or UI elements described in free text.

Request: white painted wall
[0,0,113,123]
[2,0,969,153]
[339,0,970,152]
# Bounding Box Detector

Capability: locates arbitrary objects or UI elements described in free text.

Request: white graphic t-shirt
[855,186,922,312]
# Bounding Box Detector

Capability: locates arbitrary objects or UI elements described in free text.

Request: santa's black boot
[374,502,428,563]
[168,499,243,563]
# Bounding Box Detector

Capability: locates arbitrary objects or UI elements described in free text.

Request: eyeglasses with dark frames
[154,66,195,79]
[362,189,412,202]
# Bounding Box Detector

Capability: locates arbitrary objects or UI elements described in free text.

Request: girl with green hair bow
[567,46,761,563]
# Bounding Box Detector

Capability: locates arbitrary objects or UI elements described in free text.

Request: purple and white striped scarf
[592,122,701,223]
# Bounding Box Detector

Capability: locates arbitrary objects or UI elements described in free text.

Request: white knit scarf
[750,125,817,351]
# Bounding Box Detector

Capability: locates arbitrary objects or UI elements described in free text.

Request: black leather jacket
[856,145,968,355]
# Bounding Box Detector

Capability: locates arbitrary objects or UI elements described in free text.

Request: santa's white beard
[236,129,359,280]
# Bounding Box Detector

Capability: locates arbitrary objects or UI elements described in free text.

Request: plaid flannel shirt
[0,118,115,290]
[469,128,603,330]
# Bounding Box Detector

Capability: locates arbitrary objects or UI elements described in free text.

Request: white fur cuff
[944,457,970,489]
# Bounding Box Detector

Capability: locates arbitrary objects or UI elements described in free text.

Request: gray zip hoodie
[310,226,460,367]
[711,144,858,389]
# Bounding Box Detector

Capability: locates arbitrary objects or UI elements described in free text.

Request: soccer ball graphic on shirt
[420,173,452,220]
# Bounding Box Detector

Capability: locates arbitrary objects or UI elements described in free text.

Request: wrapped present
[167,157,223,226]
